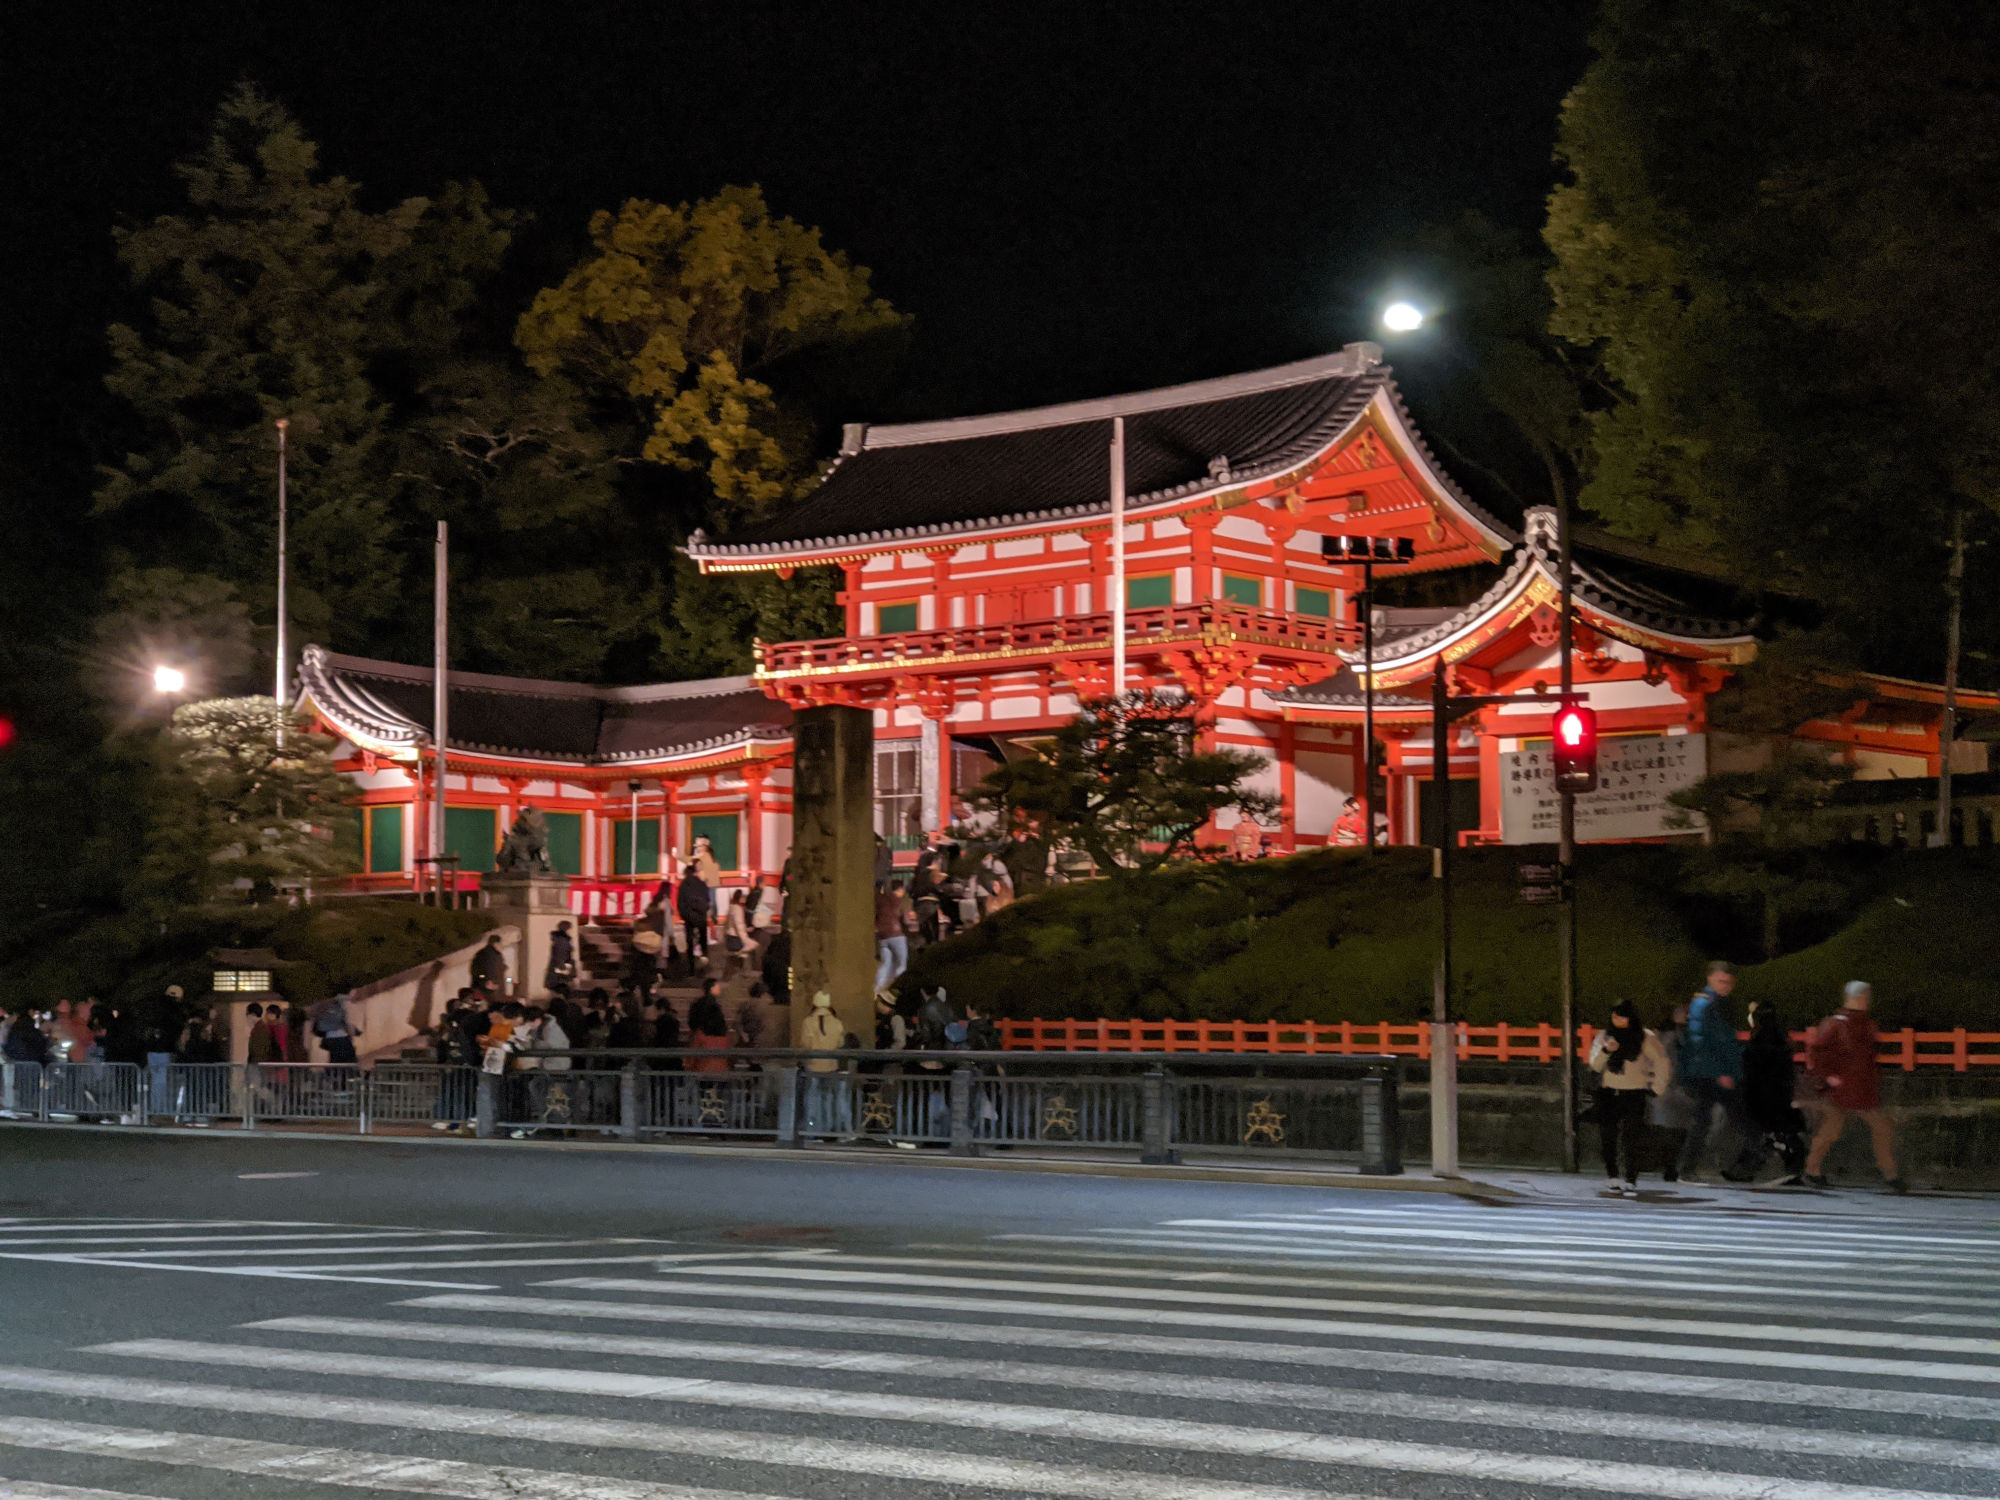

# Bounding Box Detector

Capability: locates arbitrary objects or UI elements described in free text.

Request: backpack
[943,1020,970,1049]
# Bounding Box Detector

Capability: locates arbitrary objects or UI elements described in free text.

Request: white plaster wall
[1216,514,1267,541]
[993,538,1045,558]
[1295,748,1351,836]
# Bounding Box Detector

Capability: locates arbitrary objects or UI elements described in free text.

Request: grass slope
[901,847,2000,1030]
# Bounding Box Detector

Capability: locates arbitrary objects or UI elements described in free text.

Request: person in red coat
[1803,981,1906,1193]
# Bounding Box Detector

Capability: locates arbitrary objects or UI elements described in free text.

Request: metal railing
[755,600,1362,679]
[998,1017,2000,1071]
[0,1052,1402,1173]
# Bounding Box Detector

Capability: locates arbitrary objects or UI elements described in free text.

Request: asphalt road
[0,1127,1997,1500]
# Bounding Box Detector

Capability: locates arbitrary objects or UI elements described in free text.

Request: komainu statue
[495,804,554,874]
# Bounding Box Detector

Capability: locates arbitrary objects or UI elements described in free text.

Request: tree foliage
[142,697,358,908]
[1544,1,2000,677]
[1668,744,1858,960]
[965,692,1281,877]
[517,186,910,671]
[517,186,908,522]
[92,85,643,681]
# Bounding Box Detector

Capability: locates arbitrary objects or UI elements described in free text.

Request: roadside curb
[1,1121,1516,1200]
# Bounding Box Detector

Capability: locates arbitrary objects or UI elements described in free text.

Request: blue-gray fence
[0,1052,1401,1174]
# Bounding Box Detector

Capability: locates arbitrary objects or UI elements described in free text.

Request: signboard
[1516,862,1566,904]
[1499,733,1707,845]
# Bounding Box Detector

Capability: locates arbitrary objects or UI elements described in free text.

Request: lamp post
[273,418,289,748]
[1322,535,1416,853]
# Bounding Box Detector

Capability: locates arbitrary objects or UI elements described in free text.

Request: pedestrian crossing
[1,1199,1997,1499]
[0,1216,684,1288]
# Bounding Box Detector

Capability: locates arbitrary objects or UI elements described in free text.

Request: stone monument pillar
[481,873,573,1000]
[787,704,875,1046]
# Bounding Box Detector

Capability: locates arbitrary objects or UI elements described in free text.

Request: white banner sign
[1499,732,1707,845]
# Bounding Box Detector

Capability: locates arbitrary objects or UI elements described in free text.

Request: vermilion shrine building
[300,343,1994,895]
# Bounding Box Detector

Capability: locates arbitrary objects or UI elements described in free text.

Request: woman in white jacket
[1588,998,1672,1196]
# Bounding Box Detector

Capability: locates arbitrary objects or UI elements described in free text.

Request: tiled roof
[1275,508,1758,710]
[688,344,1514,560]
[1281,666,1430,712]
[297,646,791,766]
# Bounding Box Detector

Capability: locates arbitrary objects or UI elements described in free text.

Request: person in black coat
[544,921,577,997]
[1731,998,1808,1185]
[675,864,713,964]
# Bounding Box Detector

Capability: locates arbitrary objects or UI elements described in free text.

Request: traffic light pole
[1361,557,1377,857]
[1556,497,1580,1174]
[1431,655,1457,1177]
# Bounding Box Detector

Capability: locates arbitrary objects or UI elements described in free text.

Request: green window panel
[444,806,497,874]
[689,813,740,871]
[544,810,583,875]
[1221,574,1262,607]
[612,818,660,876]
[367,805,404,874]
[877,601,919,633]
[1126,574,1172,609]
[1295,586,1331,618]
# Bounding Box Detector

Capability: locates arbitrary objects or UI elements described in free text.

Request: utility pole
[433,521,449,905]
[1110,417,1127,696]
[1555,497,1580,1173]
[1931,508,1966,848]
[1431,655,1458,1176]
[273,418,289,748]
[1362,557,1378,857]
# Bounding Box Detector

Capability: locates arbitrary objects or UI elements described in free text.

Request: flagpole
[274,418,289,747]
[433,520,449,905]
[1110,417,1127,696]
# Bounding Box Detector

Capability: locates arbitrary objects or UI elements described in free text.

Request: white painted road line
[0,1416,789,1500]
[68,1345,2000,1500]
[1164,1216,2000,1264]
[0,1229,478,1249]
[270,1253,700,1273]
[0,1255,494,1289]
[0,1369,1376,1500]
[548,1277,2000,1383]
[403,1292,2000,1421]
[245,1315,2000,1471]
[0,1483,187,1500]
[92,1236,660,1261]
[993,1236,2000,1311]
[634,1263,2000,1357]
[778,1249,2000,1319]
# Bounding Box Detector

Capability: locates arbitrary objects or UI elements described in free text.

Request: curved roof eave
[685,375,1517,568]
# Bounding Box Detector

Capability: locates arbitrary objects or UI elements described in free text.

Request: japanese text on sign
[1499,733,1707,844]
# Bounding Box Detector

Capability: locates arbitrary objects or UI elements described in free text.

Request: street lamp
[1381,301,1425,333]
[152,665,187,695]
[1322,535,1416,855]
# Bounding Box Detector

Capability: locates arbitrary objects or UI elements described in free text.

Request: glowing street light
[152,665,187,695]
[1381,301,1425,333]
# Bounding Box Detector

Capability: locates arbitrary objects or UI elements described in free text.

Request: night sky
[2,0,1592,500]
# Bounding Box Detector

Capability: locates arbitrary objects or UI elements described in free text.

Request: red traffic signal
[1552,702,1598,793]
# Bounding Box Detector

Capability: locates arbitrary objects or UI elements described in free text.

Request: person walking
[1648,1001,1695,1182]
[1804,981,1907,1193]
[800,991,851,1135]
[312,992,361,1069]
[875,879,910,990]
[544,921,577,998]
[1734,999,1809,1185]
[676,862,713,968]
[470,934,510,999]
[686,979,730,1073]
[245,1004,281,1065]
[1586,999,1672,1195]
[1676,962,1750,1181]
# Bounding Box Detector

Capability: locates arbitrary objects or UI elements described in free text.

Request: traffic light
[1552,702,1598,793]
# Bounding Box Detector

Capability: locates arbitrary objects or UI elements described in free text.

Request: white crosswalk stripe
[0,1216,680,1288]
[0,1200,1994,1500]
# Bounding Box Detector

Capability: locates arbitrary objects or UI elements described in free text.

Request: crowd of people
[871,832,1015,989]
[1588,963,1906,1194]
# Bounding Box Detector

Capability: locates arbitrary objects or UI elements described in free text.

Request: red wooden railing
[756,601,1361,676]
[996,1017,2000,1072]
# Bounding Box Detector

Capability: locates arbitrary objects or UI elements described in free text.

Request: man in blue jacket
[1678,962,1752,1181]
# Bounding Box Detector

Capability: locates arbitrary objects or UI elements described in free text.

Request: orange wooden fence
[995,1017,2000,1072]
